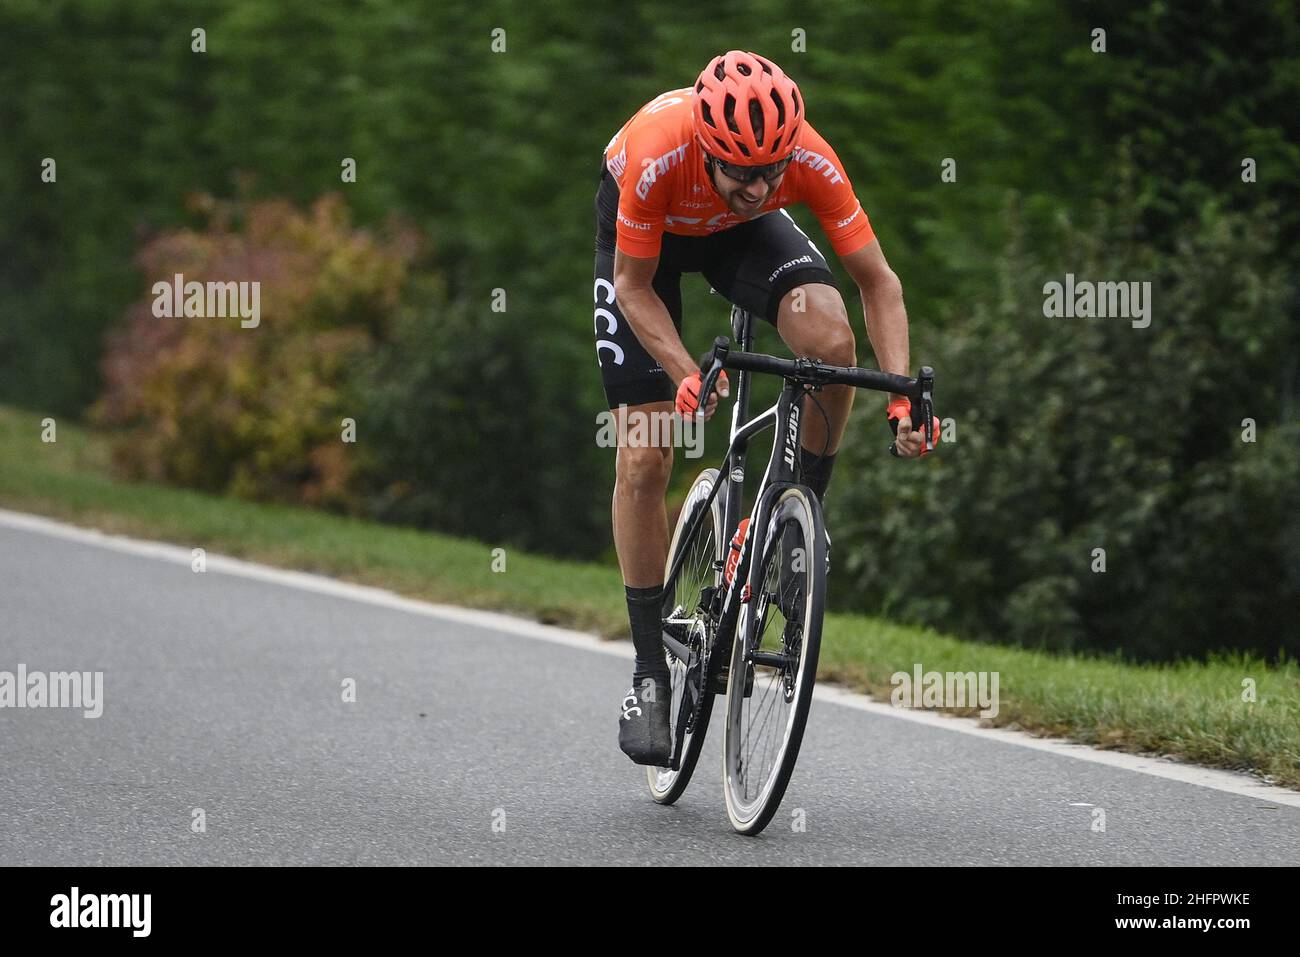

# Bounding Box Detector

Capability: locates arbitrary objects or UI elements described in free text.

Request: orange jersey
[603,87,875,259]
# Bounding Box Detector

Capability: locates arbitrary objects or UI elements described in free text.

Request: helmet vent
[769,89,785,128]
[737,61,751,76]
[748,98,765,146]
[723,94,739,134]
[700,100,714,128]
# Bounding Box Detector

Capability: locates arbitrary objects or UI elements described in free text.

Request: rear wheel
[721,485,826,834]
[647,468,724,804]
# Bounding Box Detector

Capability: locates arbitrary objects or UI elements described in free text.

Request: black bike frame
[662,307,933,666]
[662,308,809,667]
[660,309,934,769]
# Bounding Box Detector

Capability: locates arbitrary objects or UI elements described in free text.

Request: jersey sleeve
[613,130,670,258]
[794,124,876,257]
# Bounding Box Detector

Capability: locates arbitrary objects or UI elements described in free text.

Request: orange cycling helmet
[693,51,804,165]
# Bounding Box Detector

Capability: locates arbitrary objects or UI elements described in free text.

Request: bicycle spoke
[737,546,804,800]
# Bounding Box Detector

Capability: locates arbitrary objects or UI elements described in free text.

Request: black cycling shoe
[618,678,672,766]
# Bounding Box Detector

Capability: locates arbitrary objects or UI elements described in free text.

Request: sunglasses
[711,153,795,184]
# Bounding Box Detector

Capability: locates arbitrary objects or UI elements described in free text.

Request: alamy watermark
[0,664,103,718]
[890,663,999,719]
[151,273,261,328]
[1043,273,1151,329]
[597,405,705,458]
[50,887,150,937]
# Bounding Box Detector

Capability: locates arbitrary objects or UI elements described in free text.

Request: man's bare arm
[613,248,697,383]
[839,239,908,401]
[840,238,925,457]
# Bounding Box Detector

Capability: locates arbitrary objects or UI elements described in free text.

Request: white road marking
[813,684,1300,808]
[3,506,1298,809]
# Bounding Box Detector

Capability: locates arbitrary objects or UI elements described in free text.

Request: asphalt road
[2,515,1297,865]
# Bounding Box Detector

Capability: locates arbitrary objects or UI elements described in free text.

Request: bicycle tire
[647,468,724,804]
[721,484,826,834]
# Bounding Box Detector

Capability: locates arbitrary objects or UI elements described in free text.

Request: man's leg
[608,404,676,764]
[611,402,675,587]
[775,282,857,501]
[611,402,674,690]
[593,180,683,762]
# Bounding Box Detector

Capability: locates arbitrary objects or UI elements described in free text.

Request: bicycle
[646,304,935,835]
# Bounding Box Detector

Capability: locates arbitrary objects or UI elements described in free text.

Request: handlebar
[696,336,936,457]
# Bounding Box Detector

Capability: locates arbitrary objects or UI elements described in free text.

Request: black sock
[798,447,837,504]
[626,584,669,692]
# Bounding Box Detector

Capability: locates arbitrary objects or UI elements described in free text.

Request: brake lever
[694,336,730,415]
[887,366,935,457]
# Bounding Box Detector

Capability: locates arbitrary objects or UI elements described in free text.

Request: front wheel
[722,485,826,835]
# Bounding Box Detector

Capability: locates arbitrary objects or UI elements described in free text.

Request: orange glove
[887,397,940,455]
[676,370,730,416]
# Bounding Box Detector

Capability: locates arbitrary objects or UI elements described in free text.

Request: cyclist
[596,51,927,765]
